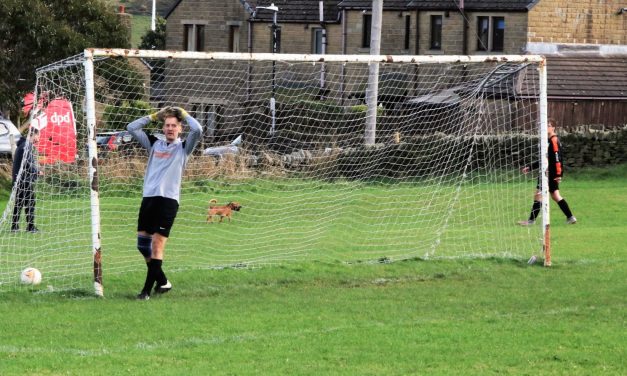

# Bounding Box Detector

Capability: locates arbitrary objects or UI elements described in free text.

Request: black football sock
[159,269,168,286]
[529,201,541,221]
[141,260,158,294]
[557,199,573,218]
[152,259,167,286]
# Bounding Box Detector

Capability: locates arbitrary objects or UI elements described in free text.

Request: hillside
[104,0,177,47]
[107,0,179,16]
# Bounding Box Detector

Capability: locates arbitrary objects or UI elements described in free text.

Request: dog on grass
[207,199,241,223]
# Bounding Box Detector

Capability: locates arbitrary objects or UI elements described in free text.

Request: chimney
[116,5,133,47]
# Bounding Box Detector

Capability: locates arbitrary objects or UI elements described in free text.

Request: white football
[20,267,42,285]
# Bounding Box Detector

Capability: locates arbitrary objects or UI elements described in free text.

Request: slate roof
[245,1,342,23]
[167,1,539,21]
[337,0,409,10]
[547,55,627,98]
[407,0,537,11]
[338,0,537,11]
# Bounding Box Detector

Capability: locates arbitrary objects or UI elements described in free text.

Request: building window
[477,17,489,51]
[404,15,411,50]
[430,15,442,50]
[313,28,325,54]
[190,103,220,138]
[183,24,205,52]
[492,17,505,51]
[477,16,505,52]
[229,25,240,52]
[362,14,372,48]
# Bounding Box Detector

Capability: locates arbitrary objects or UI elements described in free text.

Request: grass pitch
[0,165,625,375]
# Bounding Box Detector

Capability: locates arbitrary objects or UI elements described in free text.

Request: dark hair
[548,118,557,128]
[160,107,184,123]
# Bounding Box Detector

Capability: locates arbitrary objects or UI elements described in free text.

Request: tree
[139,16,166,50]
[0,0,130,118]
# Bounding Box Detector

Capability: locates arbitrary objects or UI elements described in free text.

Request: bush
[102,100,152,130]
[95,57,147,103]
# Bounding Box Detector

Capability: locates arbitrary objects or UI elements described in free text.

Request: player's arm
[178,108,203,155]
[11,144,25,183]
[127,115,154,150]
[549,136,563,180]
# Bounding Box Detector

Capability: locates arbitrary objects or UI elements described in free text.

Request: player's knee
[137,235,152,258]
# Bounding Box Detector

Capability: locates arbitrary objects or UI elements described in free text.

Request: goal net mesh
[0,51,544,293]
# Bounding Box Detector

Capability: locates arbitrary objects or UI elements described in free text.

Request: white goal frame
[51,49,550,296]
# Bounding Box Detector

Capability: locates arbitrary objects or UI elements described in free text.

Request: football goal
[0,49,549,296]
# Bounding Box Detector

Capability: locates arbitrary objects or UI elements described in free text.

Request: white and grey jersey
[127,115,202,202]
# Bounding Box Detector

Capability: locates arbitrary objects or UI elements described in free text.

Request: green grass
[0,166,625,375]
[1,176,542,289]
[131,15,151,48]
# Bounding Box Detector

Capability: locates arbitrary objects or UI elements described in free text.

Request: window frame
[190,102,221,138]
[183,23,206,52]
[430,15,443,50]
[477,16,490,51]
[404,15,411,50]
[312,28,324,54]
[492,17,505,52]
[362,14,372,48]
[476,16,505,52]
[229,25,240,53]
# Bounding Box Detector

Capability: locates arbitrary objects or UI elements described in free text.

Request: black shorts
[137,196,179,237]
[536,177,559,193]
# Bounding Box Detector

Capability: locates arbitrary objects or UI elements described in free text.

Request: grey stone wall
[561,128,627,169]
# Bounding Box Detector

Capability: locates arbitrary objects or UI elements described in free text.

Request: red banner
[32,98,77,164]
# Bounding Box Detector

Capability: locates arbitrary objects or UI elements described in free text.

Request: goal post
[538,60,551,267]
[0,49,549,295]
[83,56,104,296]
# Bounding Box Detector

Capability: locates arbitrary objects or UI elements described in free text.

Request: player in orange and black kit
[518,118,576,226]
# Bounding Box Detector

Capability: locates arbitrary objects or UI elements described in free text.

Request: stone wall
[561,127,627,169]
[165,1,626,55]
[342,10,416,55]
[166,0,248,52]
[251,129,626,180]
[414,11,528,55]
[250,23,342,54]
[527,0,626,45]
[343,10,529,55]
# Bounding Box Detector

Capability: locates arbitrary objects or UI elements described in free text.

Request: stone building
[159,0,626,135]
[164,1,625,56]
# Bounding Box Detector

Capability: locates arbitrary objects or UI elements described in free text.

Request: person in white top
[127,106,202,300]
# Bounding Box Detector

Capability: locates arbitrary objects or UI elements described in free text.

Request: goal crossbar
[86,48,545,65]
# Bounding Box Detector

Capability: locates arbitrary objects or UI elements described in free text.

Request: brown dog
[207,199,241,223]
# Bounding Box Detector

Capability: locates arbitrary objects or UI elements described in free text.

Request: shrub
[102,100,152,130]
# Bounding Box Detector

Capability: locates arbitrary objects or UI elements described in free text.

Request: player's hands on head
[158,106,174,121]
[149,106,188,122]
[150,106,189,121]
[175,107,189,118]
[149,106,174,121]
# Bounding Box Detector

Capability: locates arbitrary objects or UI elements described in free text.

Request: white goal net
[0,50,547,295]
